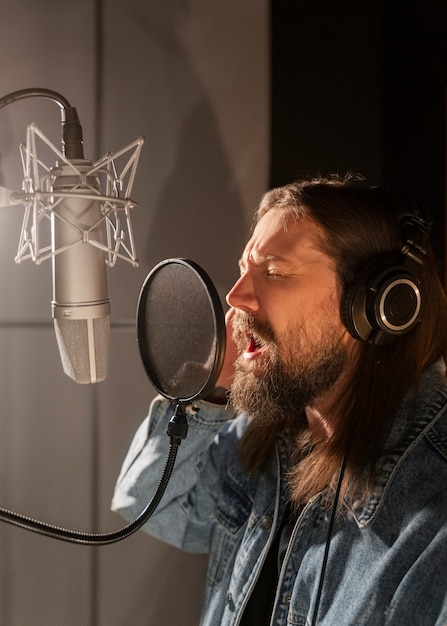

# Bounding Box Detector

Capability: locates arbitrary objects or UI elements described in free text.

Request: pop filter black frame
[136,258,226,404]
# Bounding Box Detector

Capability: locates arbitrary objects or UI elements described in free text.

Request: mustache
[231,311,276,346]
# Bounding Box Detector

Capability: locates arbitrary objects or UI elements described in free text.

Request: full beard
[229,311,346,431]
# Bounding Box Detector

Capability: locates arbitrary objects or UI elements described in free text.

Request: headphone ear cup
[341,256,423,345]
[341,269,375,342]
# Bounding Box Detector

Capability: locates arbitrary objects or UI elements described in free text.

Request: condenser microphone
[51,162,110,384]
[0,88,144,384]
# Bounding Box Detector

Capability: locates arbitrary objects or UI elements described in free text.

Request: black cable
[0,88,71,111]
[310,349,370,625]
[310,435,352,626]
[0,88,84,159]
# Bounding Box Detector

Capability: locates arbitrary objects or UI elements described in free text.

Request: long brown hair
[239,174,447,507]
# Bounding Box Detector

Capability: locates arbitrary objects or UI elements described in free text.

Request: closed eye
[266,267,284,278]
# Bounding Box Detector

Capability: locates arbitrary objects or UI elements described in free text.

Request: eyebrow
[239,253,292,270]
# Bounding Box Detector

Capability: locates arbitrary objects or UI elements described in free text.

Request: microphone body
[51,161,110,384]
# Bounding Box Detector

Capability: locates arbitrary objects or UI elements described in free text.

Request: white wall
[0,1,269,624]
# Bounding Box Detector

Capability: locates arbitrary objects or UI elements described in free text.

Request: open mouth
[243,334,268,360]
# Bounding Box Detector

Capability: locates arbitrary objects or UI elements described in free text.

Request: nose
[226,271,259,313]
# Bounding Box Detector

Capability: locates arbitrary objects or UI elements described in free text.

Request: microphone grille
[54,317,110,384]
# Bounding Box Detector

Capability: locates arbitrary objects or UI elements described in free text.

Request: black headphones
[341,189,431,346]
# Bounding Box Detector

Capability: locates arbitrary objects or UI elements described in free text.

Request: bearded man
[112,175,447,625]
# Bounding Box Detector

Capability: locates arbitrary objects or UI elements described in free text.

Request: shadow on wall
[146,96,248,296]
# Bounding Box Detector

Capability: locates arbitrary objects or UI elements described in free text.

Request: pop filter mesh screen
[141,262,218,401]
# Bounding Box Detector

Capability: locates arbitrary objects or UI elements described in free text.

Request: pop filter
[137,258,226,404]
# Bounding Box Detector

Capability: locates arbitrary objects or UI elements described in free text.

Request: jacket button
[259,515,273,530]
[226,592,235,612]
[284,594,291,604]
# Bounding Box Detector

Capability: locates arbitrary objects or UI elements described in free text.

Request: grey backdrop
[0,1,269,624]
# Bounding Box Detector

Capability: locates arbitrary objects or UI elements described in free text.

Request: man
[112,175,447,625]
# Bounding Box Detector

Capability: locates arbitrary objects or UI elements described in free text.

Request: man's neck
[304,362,352,441]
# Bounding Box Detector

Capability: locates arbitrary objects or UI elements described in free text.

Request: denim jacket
[112,360,447,625]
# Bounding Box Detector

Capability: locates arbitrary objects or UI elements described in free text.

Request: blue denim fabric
[112,360,447,625]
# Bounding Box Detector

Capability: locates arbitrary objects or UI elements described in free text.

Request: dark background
[271,0,447,266]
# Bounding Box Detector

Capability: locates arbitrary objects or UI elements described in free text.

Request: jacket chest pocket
[207,472,253,588]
